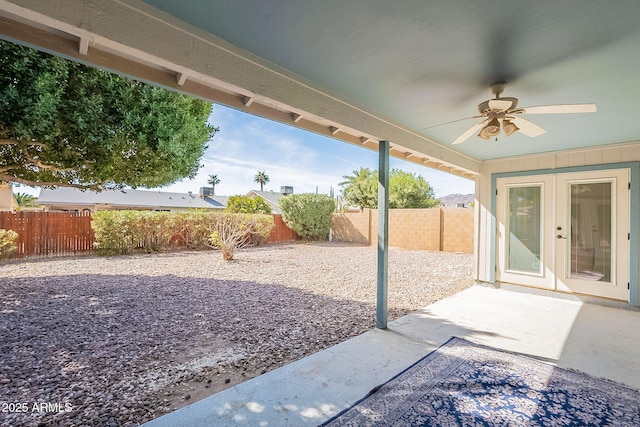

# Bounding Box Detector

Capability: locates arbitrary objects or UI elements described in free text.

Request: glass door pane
[570,182,612,282]
[507,186,542,274]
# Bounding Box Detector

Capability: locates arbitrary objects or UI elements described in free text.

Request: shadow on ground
[0,272,382,426]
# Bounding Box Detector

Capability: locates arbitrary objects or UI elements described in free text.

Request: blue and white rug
[321,337,640,426]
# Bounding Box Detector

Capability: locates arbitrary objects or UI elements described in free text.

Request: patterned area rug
[321,337,640,426]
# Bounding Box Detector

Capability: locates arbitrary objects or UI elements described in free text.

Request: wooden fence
[268,215,299,243]
[0,211,297,259]
[0,211,94,258]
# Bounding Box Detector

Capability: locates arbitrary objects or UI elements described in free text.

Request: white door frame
[554,170,630,300]
[494,166,632,302]
[496,175,554,290]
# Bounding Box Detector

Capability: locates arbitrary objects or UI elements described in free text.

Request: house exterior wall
[0,184,16,212]
[474,140,640,305]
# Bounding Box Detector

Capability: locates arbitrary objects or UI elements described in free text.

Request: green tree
[0,40,217,190]
[340,167,440,209]
[339,167,378,210]
[389,170,440,208]
[225,195,273,214]
[279,193,335,240]
[254,171,270,191]
[207,174,220,196]
[14,192,37,209]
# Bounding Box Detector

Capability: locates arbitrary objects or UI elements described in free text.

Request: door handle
[557,234,567,239]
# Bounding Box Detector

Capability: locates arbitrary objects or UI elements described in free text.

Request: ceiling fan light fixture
[477,129,491,140]
[478,118,501,139]
[503,120,520,137]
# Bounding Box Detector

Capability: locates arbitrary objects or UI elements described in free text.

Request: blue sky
[21,104,475,198]
[169,104,474,198]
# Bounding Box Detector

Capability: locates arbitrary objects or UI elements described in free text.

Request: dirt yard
[0,242,474,426]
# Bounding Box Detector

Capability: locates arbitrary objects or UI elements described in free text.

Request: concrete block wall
[331,210,370,244]
[441,207,474,253]
[332,207,473,253]
[389,208,441,251]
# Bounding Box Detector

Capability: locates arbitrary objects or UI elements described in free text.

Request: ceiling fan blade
[519,104,597,114]
[488,99,513,111]
[452,120,488,145]
[511,117,546,137]
[424,115,482,130]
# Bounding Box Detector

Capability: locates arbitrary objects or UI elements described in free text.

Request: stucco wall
[332,207,473,253]
[0,184,16,212]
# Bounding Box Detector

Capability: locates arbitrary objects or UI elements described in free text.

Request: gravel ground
[0,242,474,426]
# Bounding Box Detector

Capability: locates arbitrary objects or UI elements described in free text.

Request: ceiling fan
[441,83,597,145]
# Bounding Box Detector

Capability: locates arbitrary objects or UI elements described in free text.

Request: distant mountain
[438,193,474,207]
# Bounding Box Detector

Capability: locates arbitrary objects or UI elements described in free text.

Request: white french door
[497,169,630,301]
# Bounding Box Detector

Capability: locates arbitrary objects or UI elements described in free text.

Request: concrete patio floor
[144,285,640,426]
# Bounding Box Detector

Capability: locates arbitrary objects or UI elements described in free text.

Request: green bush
[136,211,177,252]
[92,210,144,255]
[93,210,209,254]
[91,210,274,257]
[279,193,336,240]
[0,229,18,259]
[225,195,273,214]
[172,210,217,249]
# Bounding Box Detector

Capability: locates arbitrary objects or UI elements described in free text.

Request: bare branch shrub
[208,213,274,260]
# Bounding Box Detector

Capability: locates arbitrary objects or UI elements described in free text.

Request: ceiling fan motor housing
[477,97,519,114]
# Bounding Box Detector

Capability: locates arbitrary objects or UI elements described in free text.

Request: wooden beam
[78,36,89,55]
[0,12,479,183]
[176,72,188,86]
[0,2,481,175]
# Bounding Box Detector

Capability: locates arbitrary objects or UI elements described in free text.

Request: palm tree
[14,192,37,210]
[254,171,270,191]
[207,174,220,196]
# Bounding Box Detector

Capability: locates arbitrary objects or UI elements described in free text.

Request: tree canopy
[13,192,37,210]
[207,174,220,195]
[0,40,217,190]
[225,195,273,214]
[339,167,378,210]
[254,171,270,191]
[340,167,440,209]
[279,193,335,240]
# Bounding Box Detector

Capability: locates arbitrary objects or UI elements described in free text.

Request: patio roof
[142,285,640,426]
[2,1,638,178]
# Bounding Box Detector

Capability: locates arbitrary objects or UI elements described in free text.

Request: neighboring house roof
[38,187,226,210]
[247,190,288,214]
